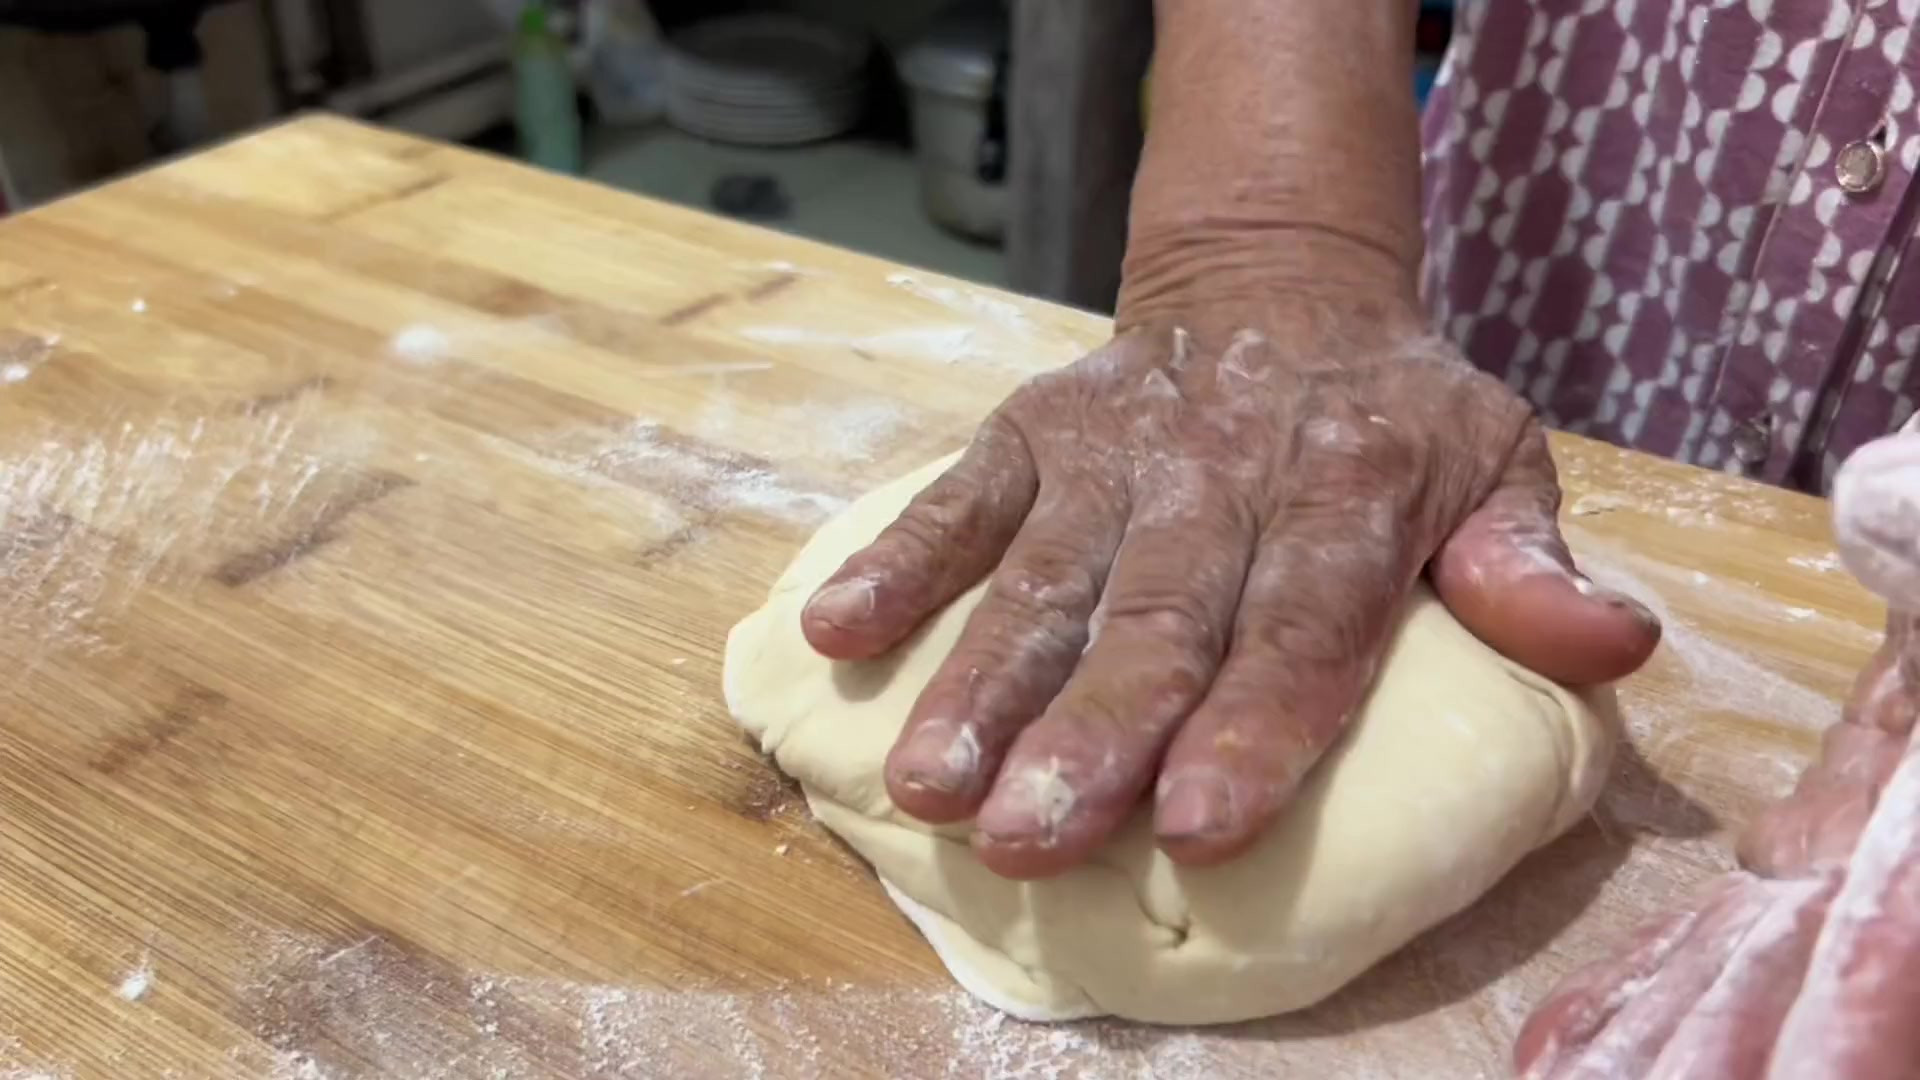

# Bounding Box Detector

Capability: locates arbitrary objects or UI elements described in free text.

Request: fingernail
[977,762,1079,844]
[1575,577,1659,629]
[894,723,980,795]
[1157,774,1233,839]
[805,576,878,629]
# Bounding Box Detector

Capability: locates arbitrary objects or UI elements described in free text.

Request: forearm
[1118,0,1424,337]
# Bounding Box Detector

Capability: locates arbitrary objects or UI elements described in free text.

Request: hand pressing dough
[724,454,1618,1025]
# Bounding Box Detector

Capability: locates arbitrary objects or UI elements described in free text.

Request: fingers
[1643,874,1837,1080]
[881,482,1127,824]
[1833,427,1920,611]
[1768,729,1920,1080]
[1737,721,1903,876]
[970,468,1255,878]
[1151,488,1412,866]
[1430,427,1661,686]
[1514,903,1705,1077]
[803,419,1038,661]
[1738,646,1920,876]
[1523,876,1779,1079]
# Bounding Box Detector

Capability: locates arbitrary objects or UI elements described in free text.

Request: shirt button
[1732,413,1773,467]
[1836,139,1887,195]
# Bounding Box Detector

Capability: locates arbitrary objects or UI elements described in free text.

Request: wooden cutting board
[0,115,1884,1079]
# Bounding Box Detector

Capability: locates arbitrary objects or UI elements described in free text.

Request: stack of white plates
[666,14,870,147]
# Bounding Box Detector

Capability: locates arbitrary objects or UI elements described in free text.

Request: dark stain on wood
[0,330,57,367]
[742,271,800,303]
[238,375,334,416]
[212,470,415,587]
[657,293,728,327]
[850,347,878,363]
[321,173,449,222]
[632,516,715,569]
[0,276,53,303]
[473,278,558,320]
[384,172,450,205]
[93,685,226,775]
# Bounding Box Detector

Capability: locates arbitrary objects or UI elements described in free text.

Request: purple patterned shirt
[1421,0,1920,491]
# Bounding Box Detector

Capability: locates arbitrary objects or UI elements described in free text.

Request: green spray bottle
[514,2,584,174]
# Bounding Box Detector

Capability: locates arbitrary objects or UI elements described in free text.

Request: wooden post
[1007,0,1153,313]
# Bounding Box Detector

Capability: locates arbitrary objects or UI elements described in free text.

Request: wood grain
[0,115,1884,1079]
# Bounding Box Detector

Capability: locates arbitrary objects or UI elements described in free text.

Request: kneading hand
[799,288,1660,879]
[1514,427,1920,1079]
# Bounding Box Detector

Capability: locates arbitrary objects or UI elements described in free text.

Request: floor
[585,125,1006,288]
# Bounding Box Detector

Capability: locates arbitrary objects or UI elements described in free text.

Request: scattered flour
[129,298,147,314]
[116,956,153,1002]
[581,421,846,523]
[1789,551,1844,573]
[1569,535,1845,803]
[884,273,1034,335]
[0,1037,67,1080]
[795,399,911,463]
[0,409,377,670]
[1574,540,1842,734]
[736,271,1085,375]
[233,930,1357,1080]
[739,325,983,366]
[389,324,450,364]
[1,333,56,384]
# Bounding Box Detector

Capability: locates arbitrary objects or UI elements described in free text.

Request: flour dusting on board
[0,333,56,385]
[237,930,1411,1079]
[1568,534,1844,806]
[580,421,846,523]
[738,325,985,366]
[1789,551,1844,573]
[389,324,450,364]
[116,955,154,1002]
[0,1036,67,1080]
[737,270,1082,376]
[0,409,377,666]
[1555,452,1788,526]
[685,390,911,467]
[885,273,1034,335]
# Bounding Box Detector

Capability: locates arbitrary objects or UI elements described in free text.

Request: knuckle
[882,502,958,566]
[1304,414,1421,481]
[990,555,1103,625]
[1248,605,1350,667]
[1242,572,1397,671]
[1105,598,1224,660]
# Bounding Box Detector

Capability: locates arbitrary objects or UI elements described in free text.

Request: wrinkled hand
[800,288,1659,879]
[1514,429,1920,1079]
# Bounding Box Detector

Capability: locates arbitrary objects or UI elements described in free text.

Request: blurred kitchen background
[0,0,1456,309]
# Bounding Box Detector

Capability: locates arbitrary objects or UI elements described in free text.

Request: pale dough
[724,455,1618,1024]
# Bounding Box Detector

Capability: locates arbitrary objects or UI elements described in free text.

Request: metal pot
[898,1,1008,242]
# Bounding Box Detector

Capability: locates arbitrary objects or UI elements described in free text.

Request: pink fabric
[1421,0,1920,491]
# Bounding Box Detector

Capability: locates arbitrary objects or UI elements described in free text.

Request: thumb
[1430,429,1661,686]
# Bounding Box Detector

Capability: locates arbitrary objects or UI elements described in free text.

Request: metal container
[898,2,1008,242]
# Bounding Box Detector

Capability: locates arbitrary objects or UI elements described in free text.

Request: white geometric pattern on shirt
[1421,0,1920,485]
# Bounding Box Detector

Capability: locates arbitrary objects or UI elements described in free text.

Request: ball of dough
[724,455,1618,1024]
